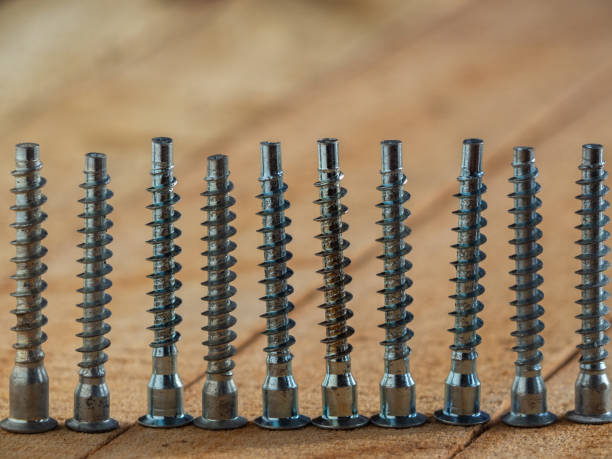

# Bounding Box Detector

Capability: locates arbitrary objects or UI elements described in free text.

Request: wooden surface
[1,0,612,457]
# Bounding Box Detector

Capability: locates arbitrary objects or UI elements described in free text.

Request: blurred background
[1,0,612,456]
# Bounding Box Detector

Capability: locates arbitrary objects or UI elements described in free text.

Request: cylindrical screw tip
[15,143,40,162]
[381,140,402,172]
[513,146,535,163]
[207,154,229,178]
[85,152,107,172]
[152,137,173,167]
[317,138,339,170]
[260,141,282,178]
[582,143,604,166]
[461,138,483,175]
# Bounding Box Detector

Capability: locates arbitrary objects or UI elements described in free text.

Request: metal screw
[311,138,368,430]
[434,138,490,426]
[566,143,612,424]
[66,153,119,433]
[194,154,247,430]
[1,143,57,434]
[138,137,193,428]
[502,147,556,427]
[370,140,426,428]
[254,142,310,430]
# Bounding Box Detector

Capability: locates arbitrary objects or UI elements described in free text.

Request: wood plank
[85,1,612,457]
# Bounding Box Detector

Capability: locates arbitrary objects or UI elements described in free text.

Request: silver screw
[311,138,368,430]
[254,142,310,430]
[567,143,612,424]
[138,137,193,428]
[502,147,556,427]
[1,143,57,434]
[370,140,426,428]
[194,154,247,430]
[66,153,119,433]
[434,139,490,426]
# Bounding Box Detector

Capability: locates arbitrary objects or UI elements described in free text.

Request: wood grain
[0,0,611,457]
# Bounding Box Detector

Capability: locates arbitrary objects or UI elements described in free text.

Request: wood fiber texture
[0,0,611,457]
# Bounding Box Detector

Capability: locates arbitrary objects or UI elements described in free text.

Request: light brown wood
[0,0,611,457]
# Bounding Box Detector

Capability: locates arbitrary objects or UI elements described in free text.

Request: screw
[434,138,490,426]
[66,153,119,433]
[311,138,368,430]
[370,140,426,428]
[254,142,310,430]
[194,154,247,430]
[566,143,612,424]
[0,143,57,434]
[138,137,193,428]
[502,147,556,427]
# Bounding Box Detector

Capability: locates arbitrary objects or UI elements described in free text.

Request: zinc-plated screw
[138,137,193,428]
[66,153,119,433]
[1,143,57,434]
[194,154,247,430]
[566,143,612,424]
[502,147,556,427]
[311,138,368,430]
[254,142,310,430]
[434,138,490,426]
[370,140,426,429]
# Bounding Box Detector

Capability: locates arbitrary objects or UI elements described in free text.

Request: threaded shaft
[509,147,544,374]
[202,154,238,375]
[575,145,610,368]
[377,140,413,363]
[76,153,113,373]
[435,138,489,426]
[146,138,183,348]
[312,138,367,429]
[139,137,191,428]
[195,154,246,430]
[1,143,57,433]
[67,153,118,433]
[315,138,354,361]
[257,142,296,362]
[10,143,49,364]
[450,139,487,353]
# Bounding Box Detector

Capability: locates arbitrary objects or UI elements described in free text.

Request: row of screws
[2,138,610,433]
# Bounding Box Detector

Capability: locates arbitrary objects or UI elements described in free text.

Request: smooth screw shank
[435,139,490,426]
[66,153,119,433]
[1,144,57,434]
[502,147,556,427]
[567,143,612,424]
[194,154,247,430]
[312,139,368,429]
[138,137,192,428]
[370,141,426,428]
[254,142,310,430]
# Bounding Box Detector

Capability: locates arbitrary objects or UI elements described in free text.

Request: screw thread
[202,154,238,375]
[314,139,354,361]
[10,143,49,364]
[146,138,183,348]
[76,153,113,372]
[450,140,487,353]
[257,143,296,361]
[508,147,544,374]
[377,141,413,361]
[575,145,610,367]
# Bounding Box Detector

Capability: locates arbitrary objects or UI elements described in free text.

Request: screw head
[311,414,369,430]
[0,417,57,434]
[566,410,612,424]
[66,417,119,433]
[370,412,427,428]
[502,411,556,427]
[137,413,193,428]
[193,415,248,430]
[253,414,310,430]
[433,409,489,426]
